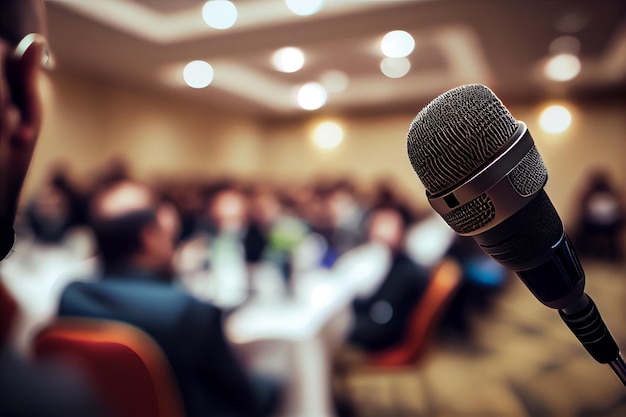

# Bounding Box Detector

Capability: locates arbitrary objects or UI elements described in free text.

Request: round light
[202,0,237,30]
[549,36,580,55]
[380,57,411,78]
[313,121,343,149]
[555,11,589,34]
[380,30,415,58]
[539,105,572,134]
[320,70,348,93]
[297,82,327,110]
[285,0,324,16]
[183,60,214,88]
[544,53,581,82]
[271,47,305,73]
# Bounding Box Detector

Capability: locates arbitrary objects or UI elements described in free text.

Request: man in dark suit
[348,205,431,352]
[58,179,281,417]
[0,1,107,415]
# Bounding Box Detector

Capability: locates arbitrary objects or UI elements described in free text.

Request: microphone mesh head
[407,84,518,194]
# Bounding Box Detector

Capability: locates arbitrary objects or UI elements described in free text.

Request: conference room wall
[26,72,265,198]
[25,72,625,229]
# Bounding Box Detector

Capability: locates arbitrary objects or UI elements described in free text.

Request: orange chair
[33,318,186,417]
[367,258,463,367]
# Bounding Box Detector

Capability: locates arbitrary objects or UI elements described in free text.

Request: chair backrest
[33,318,186,417]
[368,258,462,367]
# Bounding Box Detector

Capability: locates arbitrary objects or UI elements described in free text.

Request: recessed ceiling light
[272,47,305,73]
[544,53,581,82]
[285,0,324,16]
[539,105,572,133]
[313,121,343,149]
[297,83,327,110]
[183,60,214,88]
[320,70,349,93]
[549,36,581,55]
[202,0,237,30]
[380,57,411,78]
[381,30,415,58]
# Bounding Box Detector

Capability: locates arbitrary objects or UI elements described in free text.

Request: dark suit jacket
[58,271,279,417]
[348,252,430,352]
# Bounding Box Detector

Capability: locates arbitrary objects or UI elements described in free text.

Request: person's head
[26,182,71,243]
[1,0,50,258]
[208,188,248,233]
[88,180,181,279]
[366,205,411,253]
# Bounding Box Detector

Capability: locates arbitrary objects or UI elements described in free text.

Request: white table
[226,243,392,417]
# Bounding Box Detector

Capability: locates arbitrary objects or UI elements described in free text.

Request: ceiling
[44,0,626,121]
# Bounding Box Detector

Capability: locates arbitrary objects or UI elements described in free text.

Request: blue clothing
[58,272,280,417]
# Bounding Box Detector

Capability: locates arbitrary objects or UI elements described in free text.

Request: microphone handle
[559,294,626,387]
[610,357,626,387]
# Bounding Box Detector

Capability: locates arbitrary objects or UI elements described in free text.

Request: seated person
[347,205,431,352]
[57,179,281,417]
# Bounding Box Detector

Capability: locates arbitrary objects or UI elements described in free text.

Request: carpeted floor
[335,259,626,417]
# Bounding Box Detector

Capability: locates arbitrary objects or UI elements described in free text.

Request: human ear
[10,40,44,147]
[1,42,44,227]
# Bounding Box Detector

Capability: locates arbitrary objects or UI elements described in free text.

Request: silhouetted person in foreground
[0,1,107,415]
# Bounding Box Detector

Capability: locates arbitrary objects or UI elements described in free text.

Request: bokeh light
[297,83,327,110]
[380,30,415,58]
[313,121,344,149]
[380,57,411,78]
[183,60,214,88]
[539,105,572,133]
[320,70,349,93]
[272,47,305,73]
[202,0,238,30]
[544,53,581,82]
[285,0,324,16]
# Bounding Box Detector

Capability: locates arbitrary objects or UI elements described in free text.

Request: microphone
[406,83,626,385]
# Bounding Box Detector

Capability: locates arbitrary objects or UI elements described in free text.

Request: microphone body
[406,85,583,310]
[406,84,624,375]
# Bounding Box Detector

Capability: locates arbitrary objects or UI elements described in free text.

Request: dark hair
[367,203,415,229]
[90,209,157,269]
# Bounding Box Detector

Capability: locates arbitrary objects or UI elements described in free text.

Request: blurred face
[367,208,404,252]
[142,202,181,278]
[156,202,180,256]
[210,190,247,231]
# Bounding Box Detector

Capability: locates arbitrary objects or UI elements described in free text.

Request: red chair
[33,318,186,417]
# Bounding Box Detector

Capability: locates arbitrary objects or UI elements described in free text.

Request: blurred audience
[57,179,283,417]
[5,147,522,417]
[573,168,625,263]
[0,0,107,415]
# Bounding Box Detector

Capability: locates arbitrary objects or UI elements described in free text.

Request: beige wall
[25,72,626,228]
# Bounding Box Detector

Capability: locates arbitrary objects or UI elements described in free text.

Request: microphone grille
[509,146,548,196]
[407,84,518,194]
